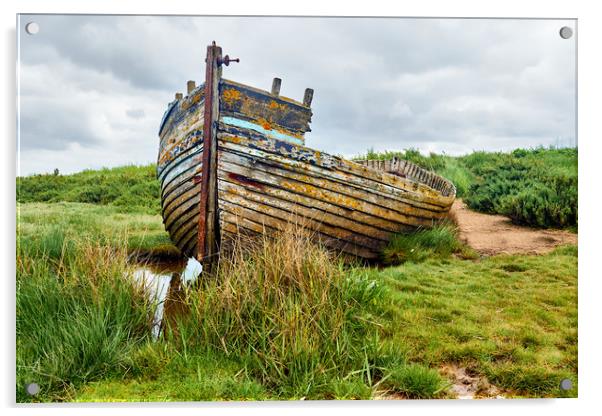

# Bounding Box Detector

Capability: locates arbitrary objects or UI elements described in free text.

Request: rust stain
[227,172,266,190]
[257,117,273,131]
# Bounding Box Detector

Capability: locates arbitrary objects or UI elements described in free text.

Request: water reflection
[133,257,203,339]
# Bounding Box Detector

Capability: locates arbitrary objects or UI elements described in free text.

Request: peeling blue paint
[221,116,304,145]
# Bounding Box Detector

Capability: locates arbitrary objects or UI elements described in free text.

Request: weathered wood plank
[220,79,312,139]
[355,159,456,197]
[159,88,205,143]
[217,128,455,209]
[187,80,196,94]
[303,88,314,107]
[271,78,281,96]
[218,178,395,240]
[219,208,378,259]
[164,193,200,230]
[161,164,200,202]
[159,139,202,176]
[218,157,440,233]
[218,146,448,221]
[198,43,222,270]
[218,186,386,250]
[162,183,201,219]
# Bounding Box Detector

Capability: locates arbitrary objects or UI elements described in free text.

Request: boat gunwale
[221,78,312,110]
[352,158,457,199]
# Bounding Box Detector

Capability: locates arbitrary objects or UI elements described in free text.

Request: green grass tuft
[382,223,476,265]
[384,364,448,399]
[164,223,392,399]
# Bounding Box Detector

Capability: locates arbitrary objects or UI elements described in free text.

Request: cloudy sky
[17,15,576,175]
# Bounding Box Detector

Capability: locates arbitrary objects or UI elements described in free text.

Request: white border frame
[3,1,600,416]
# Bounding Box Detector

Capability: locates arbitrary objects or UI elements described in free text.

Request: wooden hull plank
[218,178,394,241]
[217,128,454,209]
[218,154,444,228]
[220,78,312,140]
[218,186,386,251]
[219,208,378,259]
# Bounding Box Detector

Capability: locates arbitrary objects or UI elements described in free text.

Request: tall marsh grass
[165,223,389,398]
[16,239,154,402]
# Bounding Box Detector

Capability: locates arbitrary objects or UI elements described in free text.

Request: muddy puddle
[132,257,202,338]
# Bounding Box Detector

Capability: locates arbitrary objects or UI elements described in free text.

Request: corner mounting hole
[25,22,39,35]
[559,26,573,39]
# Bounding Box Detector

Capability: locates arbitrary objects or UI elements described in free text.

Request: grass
[17,202,180,261]
[76,349,270,402]
[17,164,160,215]
[15,149,578,401]
[370,244,578,398]
[156,223,422,399]
[71,230,577,401]
[16,239,154,402]
[17,213,450,401]
[381,223,477,265]
[15,201,577,401]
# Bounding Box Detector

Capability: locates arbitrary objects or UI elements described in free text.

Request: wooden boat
[157,42,456,269]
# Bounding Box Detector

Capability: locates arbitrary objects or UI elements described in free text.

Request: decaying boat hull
[157,43,456,262]
[157,83,205,258]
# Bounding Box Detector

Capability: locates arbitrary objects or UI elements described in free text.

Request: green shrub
[501,176,577,228]
[463,148,577,228]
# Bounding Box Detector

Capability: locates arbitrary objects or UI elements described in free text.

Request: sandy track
[450,200,577,256]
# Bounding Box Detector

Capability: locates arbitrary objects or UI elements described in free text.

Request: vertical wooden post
[271,78,282,96]
[187,80,196,94]
[303,88,314,107]
[198,42,222,275]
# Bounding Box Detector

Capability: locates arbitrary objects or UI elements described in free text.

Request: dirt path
[451,200,577,256]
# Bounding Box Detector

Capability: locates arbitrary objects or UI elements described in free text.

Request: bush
[501,176,577,228]
[463,148,577,228]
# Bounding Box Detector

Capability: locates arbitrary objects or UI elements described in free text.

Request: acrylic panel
[16,15,577,402]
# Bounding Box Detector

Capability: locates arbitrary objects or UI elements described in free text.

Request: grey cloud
[17,15,576,175]
[18,100,100,151]
[126,108,145,119]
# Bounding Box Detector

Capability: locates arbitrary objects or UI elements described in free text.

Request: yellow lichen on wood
[222,88,242,106]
